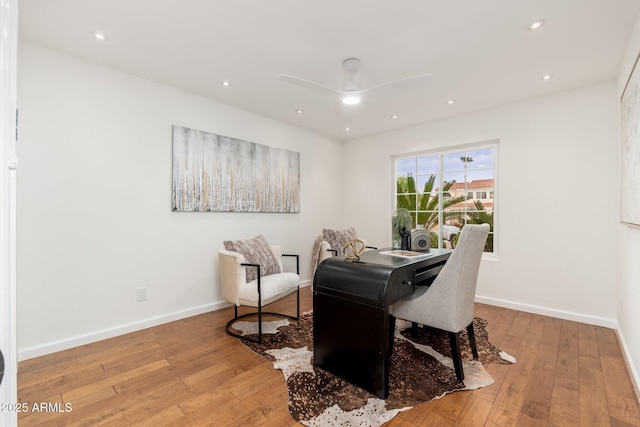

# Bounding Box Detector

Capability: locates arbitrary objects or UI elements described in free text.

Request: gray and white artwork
[172,125,300,212]
[621,56,640,226]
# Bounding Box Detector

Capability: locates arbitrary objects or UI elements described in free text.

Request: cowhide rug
[233,312,515,427]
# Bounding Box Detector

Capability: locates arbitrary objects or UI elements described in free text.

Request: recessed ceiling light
[391,115,398,119]
[447,100,455,105]
[345,127,351,131]
[92,31,107,41]
[527,19,545,30]
[541,73,554,81]
[221,80,231,87]
[295,109,304,114]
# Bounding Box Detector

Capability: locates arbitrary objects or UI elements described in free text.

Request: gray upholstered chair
[311,228,376,276]
[219,235,300,343]
[391,223,490,381]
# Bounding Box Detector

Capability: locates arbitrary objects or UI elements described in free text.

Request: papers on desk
[379,250,433,258]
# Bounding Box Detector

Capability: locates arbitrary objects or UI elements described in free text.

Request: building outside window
[395,144,496,252]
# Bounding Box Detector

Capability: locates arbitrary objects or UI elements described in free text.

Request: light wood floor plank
[16,286,640,426]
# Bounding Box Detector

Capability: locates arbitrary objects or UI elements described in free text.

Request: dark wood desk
[312,248,451,398]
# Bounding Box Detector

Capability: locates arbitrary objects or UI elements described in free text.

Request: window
[395,144,496,252]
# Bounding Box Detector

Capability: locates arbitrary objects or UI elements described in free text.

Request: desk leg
[388,314,396,356]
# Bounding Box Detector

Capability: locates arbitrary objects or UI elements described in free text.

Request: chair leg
[224,289,300,344]
[467,322,478,360]
[449,332,464,382]
[257,299,263,343]
[411,322,419,338]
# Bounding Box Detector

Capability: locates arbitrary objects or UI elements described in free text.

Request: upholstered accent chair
[311,228,376,276]
[391,223,490,381]
[219,234,300,343]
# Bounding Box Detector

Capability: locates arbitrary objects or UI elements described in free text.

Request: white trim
[300,279,312,288]
[18,301,229,361]
[614,321,640,402]
[475,295,617,329]
[19,280,313,361]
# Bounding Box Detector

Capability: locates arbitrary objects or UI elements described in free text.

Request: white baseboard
[477,295,640,401]
[19,281,314,362]
[18,300,230,361]
[614,322,640,402]
[475,295,617,329]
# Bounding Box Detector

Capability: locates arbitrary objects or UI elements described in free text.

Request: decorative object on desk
[392,208,412,249]
[399,226,411,250]
[410,228,431,252]
[379,249,432,258]
[237,312,515,426]
[172,125,300,212]
[343,238,366,260]
[621,53,640,226]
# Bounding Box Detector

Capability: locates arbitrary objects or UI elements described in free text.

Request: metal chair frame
[225,254,300,343]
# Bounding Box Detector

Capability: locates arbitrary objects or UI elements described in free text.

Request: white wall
[617,11,640,398]
[16,42,344,359]
[344,82,620,326]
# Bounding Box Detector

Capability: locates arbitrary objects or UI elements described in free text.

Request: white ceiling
[18,0,640,140]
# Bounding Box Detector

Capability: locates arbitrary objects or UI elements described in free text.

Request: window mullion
[438,154,444,249]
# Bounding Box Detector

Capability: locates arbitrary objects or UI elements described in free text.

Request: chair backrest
[428,223,490,332]
[219,244,283,306]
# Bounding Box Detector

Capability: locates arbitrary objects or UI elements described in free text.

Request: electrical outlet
[136,287,147,302]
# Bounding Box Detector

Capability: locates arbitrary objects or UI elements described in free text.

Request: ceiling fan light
[92,31,107,41]
[341,93,361,105]
[527,19,545,30]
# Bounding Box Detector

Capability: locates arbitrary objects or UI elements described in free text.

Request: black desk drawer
[414,260,446,285]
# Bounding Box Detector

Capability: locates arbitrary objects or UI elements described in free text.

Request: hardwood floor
[17,286,640,426]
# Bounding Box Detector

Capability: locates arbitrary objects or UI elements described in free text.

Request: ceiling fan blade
[278,74,343,95]
[360,73,432,94]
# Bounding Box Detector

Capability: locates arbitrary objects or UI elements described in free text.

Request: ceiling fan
[278,58,431,105]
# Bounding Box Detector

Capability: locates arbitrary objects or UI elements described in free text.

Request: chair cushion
[322,227,357,255]
[238,272,299,304]
[223,234,281,283]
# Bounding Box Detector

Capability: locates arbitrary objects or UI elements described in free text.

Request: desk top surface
[314,247,452,307]
[351,247,451,269]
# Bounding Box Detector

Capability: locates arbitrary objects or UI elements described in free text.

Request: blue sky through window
[396,147,494,190]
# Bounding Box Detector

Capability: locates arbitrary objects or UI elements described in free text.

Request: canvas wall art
[172,125,300,212]
[621,54,640,226]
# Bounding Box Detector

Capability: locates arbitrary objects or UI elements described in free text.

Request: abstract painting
[172,125,300,212]
[621,53,640,226]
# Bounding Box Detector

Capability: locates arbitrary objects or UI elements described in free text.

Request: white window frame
[392,140,498,256]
